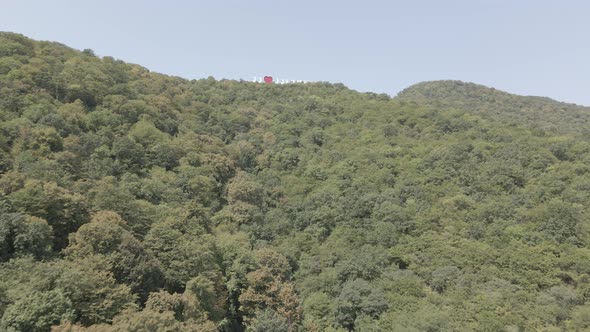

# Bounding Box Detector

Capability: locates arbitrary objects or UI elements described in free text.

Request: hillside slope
[1,32,590,331]
[397,80,590,137]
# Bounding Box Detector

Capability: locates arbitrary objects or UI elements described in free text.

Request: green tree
[335,279,388,330]
[64,211,165,301]
[143,220,219,291]
[0,289,75,332]
[8,180,88,250]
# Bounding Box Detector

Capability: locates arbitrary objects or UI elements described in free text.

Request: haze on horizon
[1,0,589,105]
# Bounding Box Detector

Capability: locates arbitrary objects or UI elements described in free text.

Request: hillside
[1,32,590,331]
[397,80,590,138]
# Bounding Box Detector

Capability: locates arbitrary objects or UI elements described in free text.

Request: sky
[1,0,589,105]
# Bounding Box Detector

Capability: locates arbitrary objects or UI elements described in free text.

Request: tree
[0,206,53,261]
[535,199,585,244]
[335,279,388,330]
[569,305,590,331]
[227,171,264,207]
[238,249,302,329]
[55,256,137,326]
[143,220,219,292]
[89,177,154,237]
[0,289,75,332]
[8,180,88,250]
[430,265,460,293]
[128,118,168,148]
[185,275,227,322]
[64,211,165,301]
[12,216,53,259]
[247,309,289,332]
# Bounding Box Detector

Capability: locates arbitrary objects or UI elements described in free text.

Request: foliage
[1,32,590,331]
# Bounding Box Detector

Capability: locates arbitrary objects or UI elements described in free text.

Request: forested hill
[1,31,590,331]
[397,80,590,138]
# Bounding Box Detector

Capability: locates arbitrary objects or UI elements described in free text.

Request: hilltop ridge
[396,80,590,137]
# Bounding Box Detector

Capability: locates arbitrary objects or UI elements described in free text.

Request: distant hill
[2,32,590,332]
[397,80,590,137]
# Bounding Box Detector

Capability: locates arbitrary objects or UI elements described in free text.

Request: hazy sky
[1,0,589,105]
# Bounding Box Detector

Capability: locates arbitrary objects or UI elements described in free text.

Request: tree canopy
[1,32,590,331]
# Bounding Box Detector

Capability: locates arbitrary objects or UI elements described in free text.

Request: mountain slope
[1,32,590,332]
[397,80,590,137]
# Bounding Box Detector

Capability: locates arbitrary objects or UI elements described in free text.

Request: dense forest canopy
[1,31,590,331]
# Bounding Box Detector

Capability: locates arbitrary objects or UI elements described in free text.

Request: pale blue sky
[1,0,589,105]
